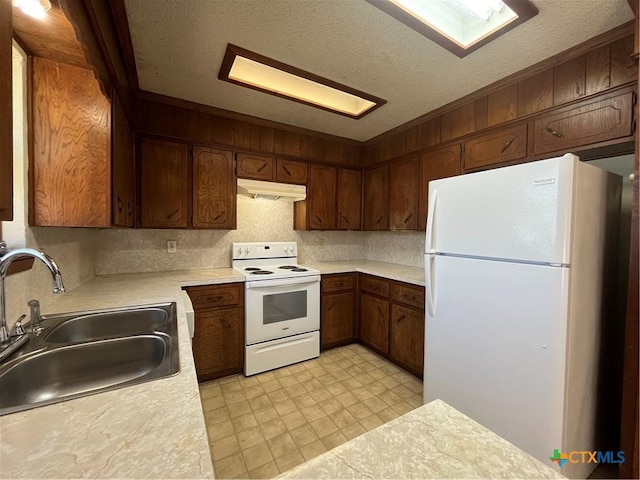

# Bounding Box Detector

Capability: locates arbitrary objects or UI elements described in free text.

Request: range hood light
[237,179,306,202]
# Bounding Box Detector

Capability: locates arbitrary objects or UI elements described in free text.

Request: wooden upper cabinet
[236,152,275,181]
[463,124,527,171]
[112,91,135,227]
[276,158,308,184]
[31,58,111,227]
[192,147,236,229]
[139,138,189,228]
[553,56,587,105]
[531,90,635,157]
[389,157,419,230]
[0,1,12,221]
[307,164,337,230]
[418,145,461,231]
[363,166,388,230]
[337,168,362,230]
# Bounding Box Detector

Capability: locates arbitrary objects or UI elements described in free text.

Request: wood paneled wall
[365,31,637,166]
[0,0,13,221]
[136,96,363,168]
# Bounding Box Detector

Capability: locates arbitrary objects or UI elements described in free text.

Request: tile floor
[199,344,424,479]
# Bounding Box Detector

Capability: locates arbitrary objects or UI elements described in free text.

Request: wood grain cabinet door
[389,304,424,376]
[139,138,189,228]
[389,157,419,230]
[236,152,275,181]
[111,91,135,227]
[359,293,389,354]
[463,124,527,171]
[418,145,461,231]
[363,166,389,230]
[276,158,308,184]
[0,1,12,221]
[191,308,243,382]
[531,91,635,156]
[307,164,337,230]
[192,147,236,229]
[322,291,355,348]
[337,168,362,230]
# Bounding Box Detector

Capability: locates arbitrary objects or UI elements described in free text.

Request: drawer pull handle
[220,319,230,328]
[166,208,179,220]
[396,314,406,323]
[257,162,267,173]
[282,165,292,176]
[327,301,336,311]
[376,215,384,225]
[127,202,133,216]
[545,127,564,138]
[404,213,413,224]
[213,212,223,221]
[500,137,515,153]
[206,295,224,302]
[375,305,384,317]
[404,293,416,301]
[117,196,124,213]
[342,215,349,225]
[334,282,344,288]
[315,215,322,223]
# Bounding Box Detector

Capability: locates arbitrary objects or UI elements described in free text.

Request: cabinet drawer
[360,274,389,297]
[236,152,275,181]
[322,273,355,293]
[185,283,243,310]
[463,124,527,170]
[391,283,425,310]
[531,91,635,156]
[276,159,308,184]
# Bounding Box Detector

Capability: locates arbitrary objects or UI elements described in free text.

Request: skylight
[219,45,386,119]
[367,0,538,58]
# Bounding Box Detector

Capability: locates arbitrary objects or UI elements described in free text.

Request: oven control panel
[232,242,297,260]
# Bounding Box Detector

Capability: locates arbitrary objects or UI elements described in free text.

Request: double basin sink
[0,303,180,416]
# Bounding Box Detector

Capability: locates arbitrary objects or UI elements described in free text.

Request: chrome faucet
[0,241,65,344]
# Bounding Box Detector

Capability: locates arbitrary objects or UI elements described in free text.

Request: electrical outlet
[167,240,177,254]
[319,237,325,246]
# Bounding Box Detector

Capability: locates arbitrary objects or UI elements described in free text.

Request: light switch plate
[167,240,177,254]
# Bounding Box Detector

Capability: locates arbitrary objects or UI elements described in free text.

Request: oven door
[245,275,320,345]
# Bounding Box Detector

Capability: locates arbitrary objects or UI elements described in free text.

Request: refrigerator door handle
[425,254,436,317]
[426,189,438,254]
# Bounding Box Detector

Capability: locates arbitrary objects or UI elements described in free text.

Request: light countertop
[0,262,422,479]
[278,399,563,479]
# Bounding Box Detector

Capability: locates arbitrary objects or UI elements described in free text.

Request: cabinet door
[236,152,275,181]
[337,168,362,230]
[418,145,461,231]
[139,138,189,228]
[276,158,308,184]
[193,146,236,229]
[363,166,388,230]
[0,1,12,221]
[322,291,355,348]
[389,304,424,376]
[307,164,337,230]
[463,124,527,171]
[112,91,135,227]
[192,308,244,382]
[389,157,419,230]
[359,292,389,354]
[531,91,634,156]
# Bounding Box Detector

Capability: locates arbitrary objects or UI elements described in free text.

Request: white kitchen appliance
[232,242,320,376]
[423,153,621,479]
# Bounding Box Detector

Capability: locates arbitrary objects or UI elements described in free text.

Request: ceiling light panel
[219,44,386,119]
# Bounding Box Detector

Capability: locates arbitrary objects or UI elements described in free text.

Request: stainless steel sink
[0,303,180,416]
[45,308,169,343]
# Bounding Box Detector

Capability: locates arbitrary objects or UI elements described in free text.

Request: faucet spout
[0,242,65,343]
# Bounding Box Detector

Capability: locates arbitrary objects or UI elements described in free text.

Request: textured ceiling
[124,0,633,142]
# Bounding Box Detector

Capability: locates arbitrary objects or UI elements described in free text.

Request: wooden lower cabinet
[321,273,356,349]
[389,304,424,376]
[186,284,244,382]
[359,292,390,355]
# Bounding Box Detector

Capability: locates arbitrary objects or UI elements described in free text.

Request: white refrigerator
[423,153,621,479]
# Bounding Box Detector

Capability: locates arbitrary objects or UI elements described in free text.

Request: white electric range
[232,242,320,376]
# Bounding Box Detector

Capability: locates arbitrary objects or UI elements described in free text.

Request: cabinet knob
[500,137,516,153]
[282,165,292,176]
[545,127,564,138]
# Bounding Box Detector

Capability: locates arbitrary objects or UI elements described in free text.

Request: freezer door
[424,254,568,469]
[426,154,576,265]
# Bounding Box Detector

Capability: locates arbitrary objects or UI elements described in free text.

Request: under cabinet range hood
[237,179,306,201]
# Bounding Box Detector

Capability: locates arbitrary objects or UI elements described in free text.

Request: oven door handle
[246,275,321,289]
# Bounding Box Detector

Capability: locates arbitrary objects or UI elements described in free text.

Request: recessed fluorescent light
[366,0,538,58]
[219,44,386,119]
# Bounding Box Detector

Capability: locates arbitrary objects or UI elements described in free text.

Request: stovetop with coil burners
[232,242,319,281]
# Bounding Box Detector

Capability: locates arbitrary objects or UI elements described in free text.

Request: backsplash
[365,231,425,268]
[94,196,367,275]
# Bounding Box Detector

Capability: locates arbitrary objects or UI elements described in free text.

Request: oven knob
[244,248,250,254]
[237,247,242,255]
